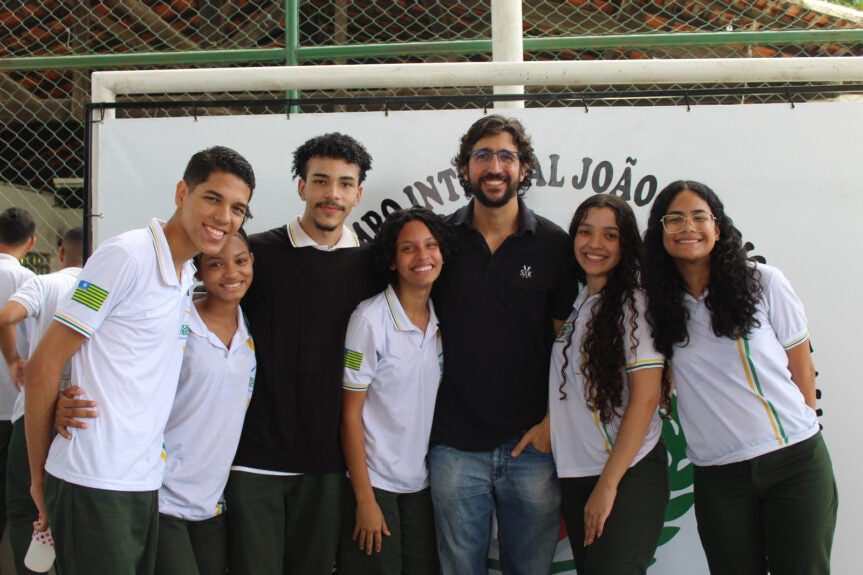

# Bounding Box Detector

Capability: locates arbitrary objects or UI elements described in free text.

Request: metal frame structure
[81,80,863,257]
[2,30,862,73]
[2,0,862,74]
[89,57,863,103]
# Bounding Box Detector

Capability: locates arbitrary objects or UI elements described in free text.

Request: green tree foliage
[828,0,863,10]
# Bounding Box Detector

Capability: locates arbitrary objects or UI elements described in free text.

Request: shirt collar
[452,198,538,236]
[188,302,251,354]
[572,286,599,311]
[147,218,188,287]
[382,284,439,337]
[684,290,709,304]
[0,253,22,266]
[60,267,83,277]
[286,216,359,251]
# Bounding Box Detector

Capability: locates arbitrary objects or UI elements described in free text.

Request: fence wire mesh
[1,0,862,269]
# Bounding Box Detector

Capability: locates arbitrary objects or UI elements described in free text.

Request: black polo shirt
[431,199,578,451]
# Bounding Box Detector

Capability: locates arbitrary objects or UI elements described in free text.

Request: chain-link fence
[2,0,862,269]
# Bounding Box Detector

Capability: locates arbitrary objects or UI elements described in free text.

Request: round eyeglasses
[660,213,716,234]
[470,148,519,165]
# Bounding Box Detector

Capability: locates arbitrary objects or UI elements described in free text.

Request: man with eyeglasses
[429,115,578,575]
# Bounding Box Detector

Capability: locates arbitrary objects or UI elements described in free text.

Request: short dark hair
[291,133,373,184]
[373,206,456,284]
[183,146,256,200]
[0,207,36,246]
[62,227,84,245]
[61,227,84,265]
[452,115,536,198]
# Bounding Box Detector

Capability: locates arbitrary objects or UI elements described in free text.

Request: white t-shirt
[231,215,358,478]
[47,219,194,491]
[549,289,665,478]
[343,285,442,493]
[160,303,256,521]
[9,266,82,422]
[0,253,34,420]
[670,264,819,466]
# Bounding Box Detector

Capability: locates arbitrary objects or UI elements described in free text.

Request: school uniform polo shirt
[431,199,578,452]
[160,303,256,521]
[549,290,664,478]
[343,285,442,493]
[670,264,819,467]
[0,253,35,420]
[48,219,194,491]
[9,266,82,422]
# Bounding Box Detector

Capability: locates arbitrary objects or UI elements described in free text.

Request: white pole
[91,58,863,101]
[491,0,524,108]
[91,76,117,119]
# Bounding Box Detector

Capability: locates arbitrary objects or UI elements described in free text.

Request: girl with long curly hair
[549,194,669,574]
[642,180,837,575]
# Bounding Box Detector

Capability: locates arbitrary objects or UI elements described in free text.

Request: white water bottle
[24,528,55,573]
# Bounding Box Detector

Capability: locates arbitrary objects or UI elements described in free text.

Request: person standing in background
[0,207,37,564]
[0,226,83,575]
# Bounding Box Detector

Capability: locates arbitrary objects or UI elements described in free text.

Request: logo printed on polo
[519,265,533,279]
[555,321,574,343]
[247,371,256,405]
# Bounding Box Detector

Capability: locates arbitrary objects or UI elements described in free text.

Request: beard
[465,174,519,208]
[312,201,345,232]
[312,218,339,232]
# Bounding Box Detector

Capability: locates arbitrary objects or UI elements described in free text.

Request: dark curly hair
[183,146,256,200]
[558,195,670,422]
[291,132,373,184]
[373,206,456,284]
[452,115,536,198]
[643,180,761,367]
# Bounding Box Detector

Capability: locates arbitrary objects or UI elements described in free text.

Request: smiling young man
[24,146,254,575]
[225,133,385,575]
[428,116,578,575]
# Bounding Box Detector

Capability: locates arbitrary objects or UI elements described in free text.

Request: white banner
[95,103,861,574]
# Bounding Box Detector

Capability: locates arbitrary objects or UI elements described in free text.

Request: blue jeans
[429,438,561,575]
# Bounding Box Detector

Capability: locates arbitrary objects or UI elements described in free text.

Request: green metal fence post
[286,0,299,112]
